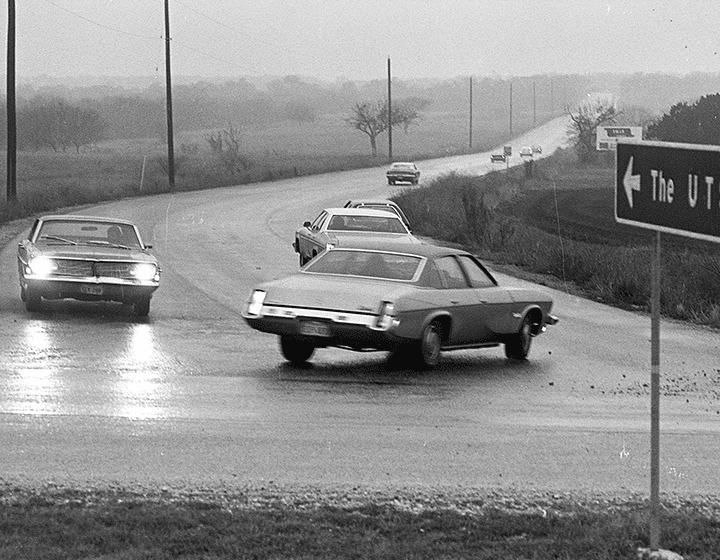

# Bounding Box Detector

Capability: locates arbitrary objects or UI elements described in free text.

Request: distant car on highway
[490,154,506,163]
[243,241,558,369]
[519,146,533,157]
[532,145,542,154]
[343,199,411,230]
[386,162,420,185]
[16,215,161,316]
[293,207,419,266]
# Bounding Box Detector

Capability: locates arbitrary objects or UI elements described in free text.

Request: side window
[457,255,496,288]
[434,256,469,289]
[419,261,444,288]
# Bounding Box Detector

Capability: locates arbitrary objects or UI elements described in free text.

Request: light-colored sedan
[292,207,420,266]
[244,241,558,369]
[16,215,161,316]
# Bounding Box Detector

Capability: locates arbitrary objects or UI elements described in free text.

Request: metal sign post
[615,139,720,551]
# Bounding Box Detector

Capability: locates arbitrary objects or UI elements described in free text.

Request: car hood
[328,232,420,244]
[32,245,157,263]
[258,273,414,313]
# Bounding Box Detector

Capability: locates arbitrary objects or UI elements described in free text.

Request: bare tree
[205,125,251,175]
[567,94,619,163]
[347,97,430,156]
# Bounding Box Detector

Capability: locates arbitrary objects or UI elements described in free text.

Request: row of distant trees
[567,93,720,164]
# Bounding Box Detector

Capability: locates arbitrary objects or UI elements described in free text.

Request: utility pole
[164,0,176,190]
[533,80,536,124]
[6,0,17,203]
[509,82,513,136]
[387,57,392,162]
[469,76,473,149]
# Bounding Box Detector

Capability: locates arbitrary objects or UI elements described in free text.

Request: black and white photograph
[0,1,719,558]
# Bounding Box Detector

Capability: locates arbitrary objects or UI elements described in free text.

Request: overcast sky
[4,0,720,82]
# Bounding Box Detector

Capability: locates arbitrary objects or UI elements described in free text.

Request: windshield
[36,220,142,248]
[304,249,422,281]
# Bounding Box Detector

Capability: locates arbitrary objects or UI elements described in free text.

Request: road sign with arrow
[616,139,720,243]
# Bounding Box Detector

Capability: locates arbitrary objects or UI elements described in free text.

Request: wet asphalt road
[1,117,719,495]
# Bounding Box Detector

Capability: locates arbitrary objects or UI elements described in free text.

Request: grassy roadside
[2,483,720,559]
[393,150,720,329]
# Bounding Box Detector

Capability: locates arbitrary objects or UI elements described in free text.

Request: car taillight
[375,301,395,330]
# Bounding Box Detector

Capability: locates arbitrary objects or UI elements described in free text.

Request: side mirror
[303,221,311,228]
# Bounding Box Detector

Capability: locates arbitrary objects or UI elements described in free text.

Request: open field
[0,109,539,225]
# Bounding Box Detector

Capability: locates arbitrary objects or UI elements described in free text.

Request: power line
[40,0,158,40]
[38,0,280,75]
[173,0,301,57]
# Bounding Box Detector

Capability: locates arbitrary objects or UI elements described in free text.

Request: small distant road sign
[598,126,642,151]
[503,145,512,157]
[616,139,720,243]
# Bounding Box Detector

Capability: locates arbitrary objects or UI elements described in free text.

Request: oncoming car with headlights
[17,215,161,316]
[243,242,558,369]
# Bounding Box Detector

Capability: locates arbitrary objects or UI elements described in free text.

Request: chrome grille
[54,260,94,277]
[95,262,135,279]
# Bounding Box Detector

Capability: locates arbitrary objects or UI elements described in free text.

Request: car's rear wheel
[280,336,315,365]
[24,288,42,312]
[505,314,533,360]
[416,321,442,369]
[133,297,151,317]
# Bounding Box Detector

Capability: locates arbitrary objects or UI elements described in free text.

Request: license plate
[80,284,104,295]
[299,321,331,337]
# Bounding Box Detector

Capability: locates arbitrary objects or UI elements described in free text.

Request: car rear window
[327,215,408,233]
[305,249,422,281]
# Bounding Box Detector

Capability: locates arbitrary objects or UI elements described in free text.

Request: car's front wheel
[416,321,442,369]
[280,336,315,365]
[505,314,533,360]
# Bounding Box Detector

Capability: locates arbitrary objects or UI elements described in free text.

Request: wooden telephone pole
[164,0,175,190]
[6,0,17,203]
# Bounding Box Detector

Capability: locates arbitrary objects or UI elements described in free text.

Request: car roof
[390,161,415,166]
[323,207,401,218]
[345,199,401,207]
[37,215,137,226]
[329,239,470,259]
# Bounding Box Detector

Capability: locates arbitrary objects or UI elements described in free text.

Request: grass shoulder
[1,481,719,559]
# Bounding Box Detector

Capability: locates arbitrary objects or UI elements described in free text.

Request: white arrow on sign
[623,156,641,209]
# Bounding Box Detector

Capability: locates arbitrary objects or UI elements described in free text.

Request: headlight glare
[325,243,335,251]
[246,290,267,317]
[131,263,158,281]
[29,257,57,277]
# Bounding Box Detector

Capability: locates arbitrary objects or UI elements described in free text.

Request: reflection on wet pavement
[0,312,182,420]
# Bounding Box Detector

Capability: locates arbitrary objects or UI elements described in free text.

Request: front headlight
[28,256,57,277]
[245,290,267,317]
[131,263,158,281]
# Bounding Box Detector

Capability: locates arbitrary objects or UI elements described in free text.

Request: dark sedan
[17,215,161,316]
[243,242,558,369]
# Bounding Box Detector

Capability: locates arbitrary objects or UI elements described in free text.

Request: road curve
[1,116,719,497]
